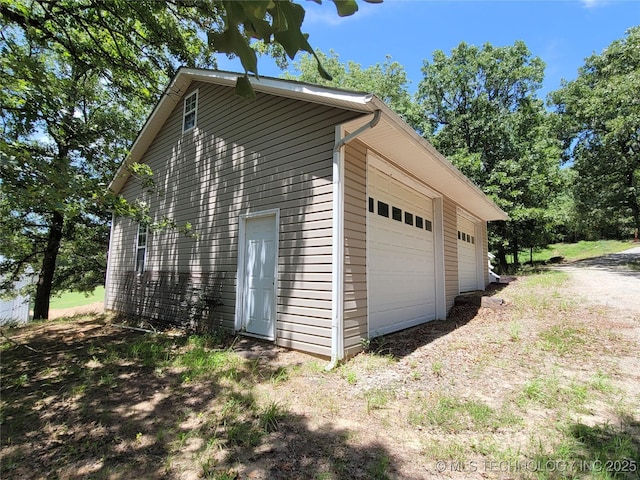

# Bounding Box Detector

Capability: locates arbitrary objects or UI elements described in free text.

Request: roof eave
[108,69,193,194]
[354,97,509,222]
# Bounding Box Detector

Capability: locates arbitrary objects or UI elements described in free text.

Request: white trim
[330,126,346,365]
[181,68,374,108]
[367,152,440,199]
[134,222,148,274]
[182,88,199,133]
[433,198,447,319]
[475,222,486,289]
[234,208,280,341]
[365,154,370,341]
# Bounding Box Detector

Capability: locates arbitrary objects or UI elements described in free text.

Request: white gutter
[327,110,381,370]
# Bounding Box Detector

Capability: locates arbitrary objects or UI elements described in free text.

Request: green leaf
[233,1,276,40]
[331,0,359,17]
[235,74,256,102]
[313,52,333,80]
[208,27,258,74]
[272,2,309,59]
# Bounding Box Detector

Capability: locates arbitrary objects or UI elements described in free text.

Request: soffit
[342,112,508,222]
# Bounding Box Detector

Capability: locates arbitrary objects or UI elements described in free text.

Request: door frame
[234,208,280,340]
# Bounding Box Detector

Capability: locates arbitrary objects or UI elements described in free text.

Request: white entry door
[241,214,277,339]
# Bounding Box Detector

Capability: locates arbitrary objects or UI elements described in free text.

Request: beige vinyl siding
[107,81,361,357]
[343,140,368,358]
[482,221,489,286]
[443,196,459,311]
[105,216,137,309]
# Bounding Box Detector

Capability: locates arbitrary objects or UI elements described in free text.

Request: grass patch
[537,324,587,356]
[509,271,577,318]
[509,321,522,342]
[259,400,285,433]
[625,260,640,271]
[408,394,521,433]
[422,438,469,463]
[352,351,397,373]
[521,270,569,288]
[517,374,590,410]
[529,420,640,480]
[174,336,238,382]
[512,240,632,265]
[340,367,358,385]
[96,332,236,381]
[127,336,172,367]
[366,453,391,480]
[270,366,289,384]
[364,388,393,414]
[49,287,105,309]
[590,371,615,394]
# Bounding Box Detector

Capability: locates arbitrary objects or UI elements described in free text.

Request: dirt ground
[48,302,104,320]
[2,250,639,479]
[555,246,640,317]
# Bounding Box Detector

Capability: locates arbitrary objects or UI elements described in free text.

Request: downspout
[328,110,381,370]
[103,212,116,311]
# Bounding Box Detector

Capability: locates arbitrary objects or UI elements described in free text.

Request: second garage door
[367,165,436,337]
[457,214,478,293]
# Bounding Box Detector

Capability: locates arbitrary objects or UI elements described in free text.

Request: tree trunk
[629,190,640,239]
[496,244,508,273]
[33,211,64,320]
[512,236,519,267]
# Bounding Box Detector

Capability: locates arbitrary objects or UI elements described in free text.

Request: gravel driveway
[555,246,640,319]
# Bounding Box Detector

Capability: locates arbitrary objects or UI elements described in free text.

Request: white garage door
[368,166,436,337]
[457,215,478,292]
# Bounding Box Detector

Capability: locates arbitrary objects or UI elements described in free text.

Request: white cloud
[303,0,384,27]
[581,0,609,9]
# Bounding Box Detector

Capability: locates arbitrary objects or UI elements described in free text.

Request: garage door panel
[457,215,478,293]
[368,165,436,337]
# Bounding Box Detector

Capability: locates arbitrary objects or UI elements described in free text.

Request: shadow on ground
[369,281,511,359]
[1,315,395,479]
[566,415,640,478]
[558,250,640,279]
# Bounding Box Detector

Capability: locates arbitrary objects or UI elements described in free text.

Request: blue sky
[217,0,639,100]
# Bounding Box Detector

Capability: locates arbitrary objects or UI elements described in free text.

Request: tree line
[1,1,638,319]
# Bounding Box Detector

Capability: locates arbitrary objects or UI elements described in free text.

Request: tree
[550,27,640,240]
[1,0,378,320]
[0,41,148,319]
[284,49,416,121]
[416,41,563,270]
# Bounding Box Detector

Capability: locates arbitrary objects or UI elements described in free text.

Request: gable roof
[110,68,508,221]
